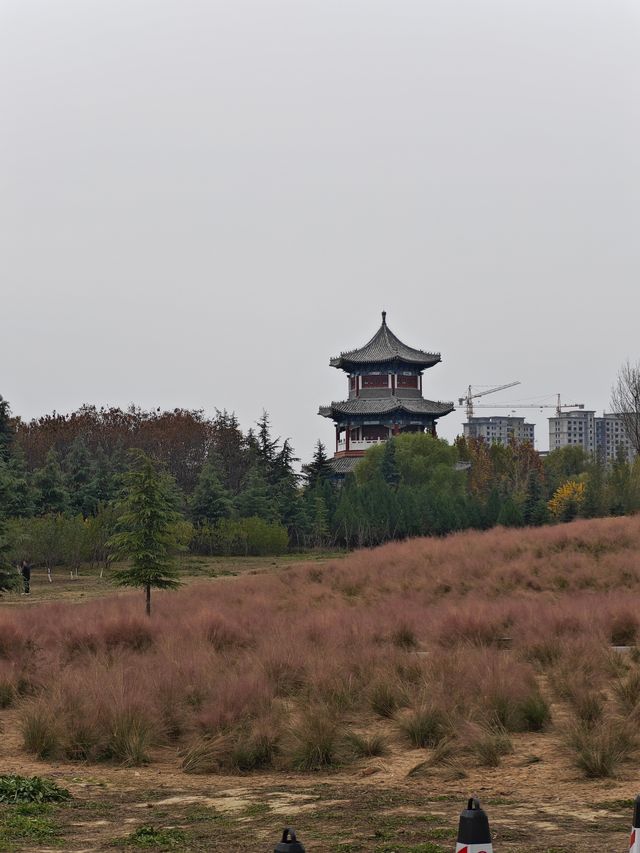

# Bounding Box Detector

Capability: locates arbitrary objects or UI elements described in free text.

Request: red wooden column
[335,426,339,453]
[345,425,350,452]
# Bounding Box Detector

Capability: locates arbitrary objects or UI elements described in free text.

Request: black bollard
[455,797,493,852]
[274,827,306,852]
[630,795,640,852]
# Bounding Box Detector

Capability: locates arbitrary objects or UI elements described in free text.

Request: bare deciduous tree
[611,360,640,454]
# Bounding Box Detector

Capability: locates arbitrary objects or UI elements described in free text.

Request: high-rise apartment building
[548,410,596,453]
[595,414,636,463]
[463,416,535,446]
[548,410,636,462]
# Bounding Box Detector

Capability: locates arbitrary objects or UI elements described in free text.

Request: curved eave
[329,354,441,371]
[319,400,455,419]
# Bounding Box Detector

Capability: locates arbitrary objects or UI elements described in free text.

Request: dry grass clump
[345,730,388,758]
[369,679,408,718]
[397,704,450,749]
[464,723,514,768]
[565,718,636,778]
[613,668,640,716]
[180,733,235,774]
[284,707,343,771]
[5,515,640,776]
[21,703,62,760]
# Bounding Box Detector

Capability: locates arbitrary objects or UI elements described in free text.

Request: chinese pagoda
[319,312,454,476]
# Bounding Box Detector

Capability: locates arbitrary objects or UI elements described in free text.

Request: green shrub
[190,518,288,557]
[0,775,70,804]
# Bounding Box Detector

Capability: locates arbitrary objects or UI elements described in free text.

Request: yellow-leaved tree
[548,480,585,521]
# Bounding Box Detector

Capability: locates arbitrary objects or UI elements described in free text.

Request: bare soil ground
[0,555,638,852]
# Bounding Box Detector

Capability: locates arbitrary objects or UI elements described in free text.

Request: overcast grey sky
[2,0,639,459]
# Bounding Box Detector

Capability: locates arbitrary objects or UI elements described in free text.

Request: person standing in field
[20,560,31,595]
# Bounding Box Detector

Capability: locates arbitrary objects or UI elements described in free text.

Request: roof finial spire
[381,310,387,325]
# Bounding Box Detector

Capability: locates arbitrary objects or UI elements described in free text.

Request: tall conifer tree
[108,451,182,616]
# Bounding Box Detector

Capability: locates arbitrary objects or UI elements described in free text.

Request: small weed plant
[0,775,70,804]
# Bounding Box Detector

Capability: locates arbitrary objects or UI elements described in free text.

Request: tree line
[2,393,640,590]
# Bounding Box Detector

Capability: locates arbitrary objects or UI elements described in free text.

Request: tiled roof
[327,456,363,475]
[319,397,455,419]
[330,312,441,370]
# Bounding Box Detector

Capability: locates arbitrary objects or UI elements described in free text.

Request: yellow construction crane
[472,394,585,417]
[459,382,521,420]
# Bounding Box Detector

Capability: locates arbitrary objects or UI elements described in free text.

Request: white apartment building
[548,410,636,462]
[595,413,636,463]
[463,416,535,446]
[548,410,595,453]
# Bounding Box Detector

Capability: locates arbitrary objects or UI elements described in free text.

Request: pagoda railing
[337,438,387,452]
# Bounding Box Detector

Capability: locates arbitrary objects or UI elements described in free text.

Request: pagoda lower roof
[327,456,362,476]
[319,397,455,419]
[330,313,441,370]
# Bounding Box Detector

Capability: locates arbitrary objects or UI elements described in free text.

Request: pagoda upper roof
[330,312,441,370]
[319,396,454,419]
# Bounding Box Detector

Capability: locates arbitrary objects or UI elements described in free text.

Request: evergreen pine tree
[310,493,330,548]
[303,440,331,490]
[108,451,182,616]
[255,411,279,481]
[0,395,14,464]
[0,482,18,592]
[497,496,524,527]
[3,448,35,517]
[523,471,545,526]
[581,463,606,519]
[0,517,18,592]
[234,468,276,521]
[34,450,69,515]
[65,437,100,516]
[272,439,304,539]
[190,461,234,525]
[93,445,118,504]
[482,487,502,528]
[381,438,400,489]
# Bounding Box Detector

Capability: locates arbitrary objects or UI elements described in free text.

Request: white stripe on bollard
[630,794,640,853]
[455,845,493,853]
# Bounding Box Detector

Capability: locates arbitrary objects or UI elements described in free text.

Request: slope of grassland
[2,517,640,851]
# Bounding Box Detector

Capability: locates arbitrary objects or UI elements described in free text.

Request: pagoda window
[397,375,418,388]
[349,376,356,391]
[362,374,389,388]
